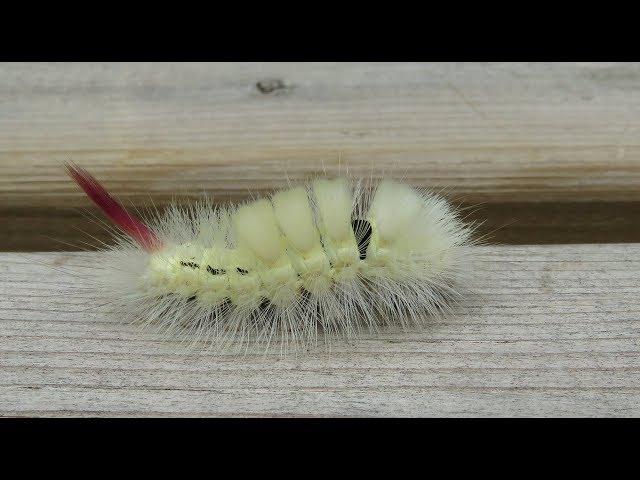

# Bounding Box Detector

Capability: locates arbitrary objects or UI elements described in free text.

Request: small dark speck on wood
[256,78,290,94]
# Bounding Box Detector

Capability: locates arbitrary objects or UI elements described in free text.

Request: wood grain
[1,63,640,248]
[1,244,639,417]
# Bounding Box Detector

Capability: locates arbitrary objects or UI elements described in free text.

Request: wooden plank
[1,244,638,417]
[1,63,640,249]
[2,62,640,206]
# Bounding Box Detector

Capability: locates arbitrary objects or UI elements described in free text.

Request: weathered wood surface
[1,244,638,417]
[1,62,640,249]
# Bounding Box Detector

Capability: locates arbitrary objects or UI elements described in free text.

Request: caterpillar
[66,163,477,354]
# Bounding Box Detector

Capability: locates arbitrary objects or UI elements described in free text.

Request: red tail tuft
[65,163,162,252]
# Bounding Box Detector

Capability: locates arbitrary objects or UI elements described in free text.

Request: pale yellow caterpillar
[66,164,477,354]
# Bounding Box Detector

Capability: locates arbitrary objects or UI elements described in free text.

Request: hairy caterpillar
[66,164,477,354]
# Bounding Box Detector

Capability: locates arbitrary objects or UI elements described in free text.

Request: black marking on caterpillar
[206,266,226,275]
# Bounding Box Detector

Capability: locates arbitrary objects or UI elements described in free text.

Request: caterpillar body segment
[67,165,476,353]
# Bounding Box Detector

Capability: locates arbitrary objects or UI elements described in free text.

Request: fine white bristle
[69,168,479,355]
